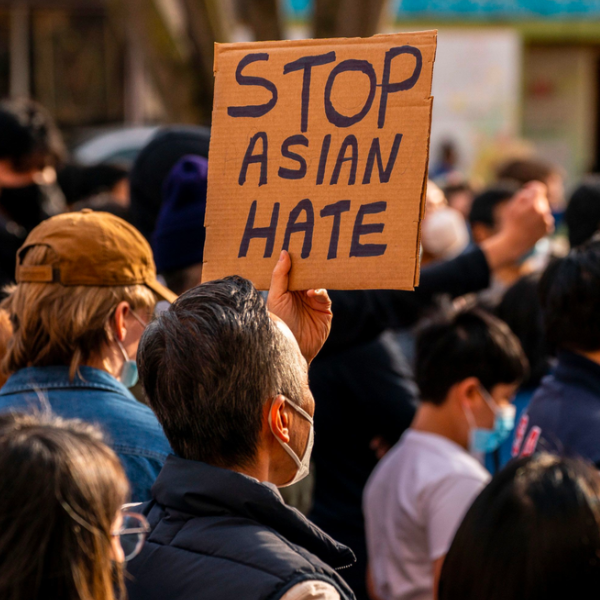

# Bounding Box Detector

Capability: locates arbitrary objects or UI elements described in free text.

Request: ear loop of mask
[115,310,147,388]
[269,397,314,487]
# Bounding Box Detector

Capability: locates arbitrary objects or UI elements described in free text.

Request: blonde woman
[0,210,175,500]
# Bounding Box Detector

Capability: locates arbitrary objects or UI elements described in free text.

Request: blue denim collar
[0,365,135,400]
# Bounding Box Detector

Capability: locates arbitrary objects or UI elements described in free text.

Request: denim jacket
[0,366,172,501]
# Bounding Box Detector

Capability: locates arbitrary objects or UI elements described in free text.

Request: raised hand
[267,251,332,364]
[483,181,555,270]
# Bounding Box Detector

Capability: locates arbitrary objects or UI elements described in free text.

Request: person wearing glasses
[0,210,175,501]
[0,412,150,599]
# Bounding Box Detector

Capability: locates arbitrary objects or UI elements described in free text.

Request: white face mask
[269,398,314,488]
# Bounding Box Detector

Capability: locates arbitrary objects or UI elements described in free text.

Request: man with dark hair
[364,307,527,600]
[468,183,519,245]
[127,255,357,600]
[467,182,524,300]
[0,98,67,286]
[0,98,65,188]
[564,178,600,248]
[513,241,600,465]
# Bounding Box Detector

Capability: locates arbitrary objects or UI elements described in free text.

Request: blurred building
[391,0,600,182]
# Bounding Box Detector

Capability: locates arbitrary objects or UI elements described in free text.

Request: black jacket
[322,245,491,354]
[126,455,357,600]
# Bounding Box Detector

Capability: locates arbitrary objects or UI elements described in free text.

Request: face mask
[116,339,139,388]
[463,387,516,454]
[0,184,47,231]
[269,398,314,488]
[115,311,147,389]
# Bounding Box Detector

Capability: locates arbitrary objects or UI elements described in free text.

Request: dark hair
[496,273,550,388]
[0,98,65,171]
[58,164,128,206]
[496,157,558,186]
[0,412,129,600]
[415,306,528,405]
[443,180,472,200]
[540,241,600,353]
[129,126,210,240]
[137,276,304,468]
[565,178,600,248]
[439,454,600,600]
[469,182,519,227]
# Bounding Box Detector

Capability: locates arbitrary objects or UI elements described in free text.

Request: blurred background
[1,0,600,183]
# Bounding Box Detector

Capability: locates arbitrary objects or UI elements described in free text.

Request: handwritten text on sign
[202,32,437,290]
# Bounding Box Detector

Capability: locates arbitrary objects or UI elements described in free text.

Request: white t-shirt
[363,430,490,600]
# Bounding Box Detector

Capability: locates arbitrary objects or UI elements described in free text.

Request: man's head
[129,126,210,240]
[415,307,527,442]
[565,178,600,248]
[137,277,313,486]
[0,99,65,188]
[540,241,600,356]
[497,157,565,213]
[469,183,520,244]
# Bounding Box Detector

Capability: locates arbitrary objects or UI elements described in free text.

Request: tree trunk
[236,0,282,41]
[314,0,341,38]
[314,0,389,38]
[334,0,389,37]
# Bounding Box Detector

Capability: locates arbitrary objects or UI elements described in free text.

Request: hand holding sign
[267,250,332,365]
[203,31,437,291]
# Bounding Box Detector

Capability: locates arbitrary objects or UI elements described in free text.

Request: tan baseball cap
[15,209,178,303]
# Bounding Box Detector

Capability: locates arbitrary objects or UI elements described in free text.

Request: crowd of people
[1,96,600,600]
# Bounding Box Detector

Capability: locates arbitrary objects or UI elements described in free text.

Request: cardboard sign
[202,31,437,290]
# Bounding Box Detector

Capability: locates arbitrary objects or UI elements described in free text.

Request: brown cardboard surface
[202,31,437,290]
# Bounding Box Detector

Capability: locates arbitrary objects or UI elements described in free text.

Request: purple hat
[152,155,208,273]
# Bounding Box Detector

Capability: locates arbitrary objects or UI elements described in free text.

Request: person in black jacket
[127,258,356,600]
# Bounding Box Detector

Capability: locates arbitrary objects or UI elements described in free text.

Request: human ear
[471,223,492,245]
[268,395,291,444]
[112,301,131,342]
[456,377,481,409]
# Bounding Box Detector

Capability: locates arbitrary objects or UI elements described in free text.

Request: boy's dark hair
[415,306,527,405]
[0,98,65,171]
[539,240,600,353]
[469,182,519,227]
[137,276,304,469]
[496,273,550,389]
[564,178,600,248]
[439,454,600,600]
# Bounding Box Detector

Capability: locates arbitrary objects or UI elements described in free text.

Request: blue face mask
[116,339,139,388]
[464,387,516,454]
